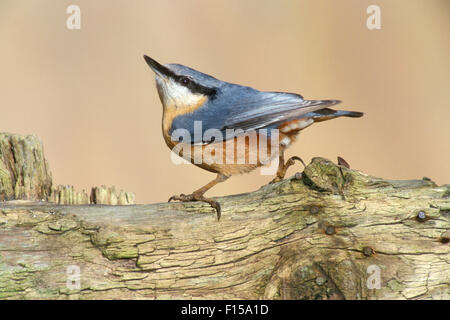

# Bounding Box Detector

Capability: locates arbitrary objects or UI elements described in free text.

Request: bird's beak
[143,55,172,79]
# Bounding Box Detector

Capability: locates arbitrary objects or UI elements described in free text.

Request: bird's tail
[307,108,364,122]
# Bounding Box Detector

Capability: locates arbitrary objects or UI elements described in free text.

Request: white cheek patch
[157,77,205,108]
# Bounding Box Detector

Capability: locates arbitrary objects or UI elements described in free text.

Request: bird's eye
[180,76,190,85]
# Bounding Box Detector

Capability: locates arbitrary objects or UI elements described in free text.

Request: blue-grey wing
[170,84,340,144]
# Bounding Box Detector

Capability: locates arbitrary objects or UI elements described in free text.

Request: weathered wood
[0,133,448,299]
[0,133,52,201]
[48,185,135,205]
[0,133,134,205]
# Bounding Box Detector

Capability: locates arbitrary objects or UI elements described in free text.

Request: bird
[143,55,363,220]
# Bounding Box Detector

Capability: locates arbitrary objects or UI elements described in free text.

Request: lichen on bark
[0,133,448,299]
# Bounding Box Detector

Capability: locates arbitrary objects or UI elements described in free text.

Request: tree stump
[0,133,448,299]
[0,133,52,201]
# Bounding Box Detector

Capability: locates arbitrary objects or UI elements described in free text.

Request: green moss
[89,229,139,260]
[387,279,405,292]
[0,261,52,299]
[102,245,138,260]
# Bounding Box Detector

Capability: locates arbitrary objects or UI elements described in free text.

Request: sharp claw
[209,201,221,221]
[216,204,221,221]
[168,194,191,202]
[271,155,306,183]
[291,156,306,168]
[167,193,222,220]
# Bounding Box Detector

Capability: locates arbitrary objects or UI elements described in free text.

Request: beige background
[0,0,449,204]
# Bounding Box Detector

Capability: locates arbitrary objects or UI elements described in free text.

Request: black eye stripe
[178,76,190,85]
[175,75,217,98]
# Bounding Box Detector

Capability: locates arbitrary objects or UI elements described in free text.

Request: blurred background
[0,0,449,203]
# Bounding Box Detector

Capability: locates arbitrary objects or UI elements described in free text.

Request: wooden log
[0,133,448,299]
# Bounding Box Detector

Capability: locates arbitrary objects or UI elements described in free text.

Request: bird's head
[143,55,218,110]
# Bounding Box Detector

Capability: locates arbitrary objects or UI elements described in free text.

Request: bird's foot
[270,156,306,184]
[168,193,222,220]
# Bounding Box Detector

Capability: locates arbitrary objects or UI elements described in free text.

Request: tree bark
[0,133,52,201]
[0,133,448,299]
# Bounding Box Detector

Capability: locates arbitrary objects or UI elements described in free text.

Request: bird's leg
[168,173,229,220]
[270,151,306,184]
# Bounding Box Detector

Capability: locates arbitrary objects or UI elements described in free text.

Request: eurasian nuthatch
[144,55,363,220]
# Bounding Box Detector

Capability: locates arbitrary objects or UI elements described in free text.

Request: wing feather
[170,84,341,144]
[224,97,341,132]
